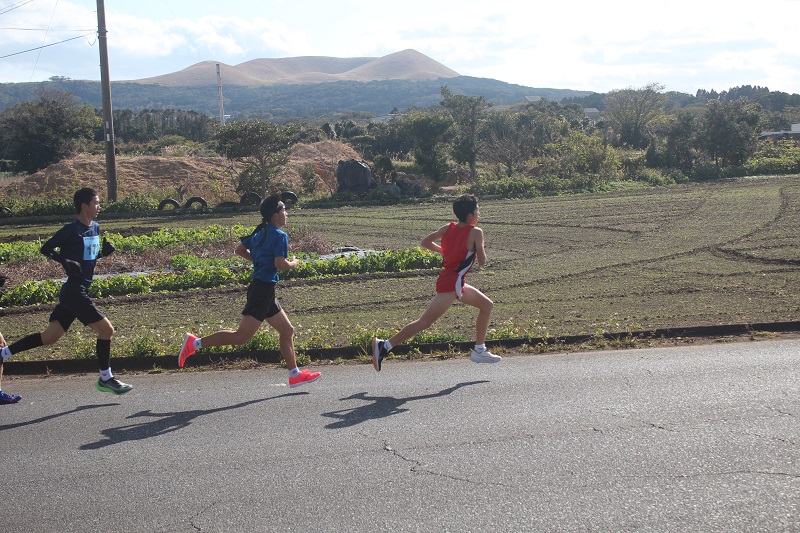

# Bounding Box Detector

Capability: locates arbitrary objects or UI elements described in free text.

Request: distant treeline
[564,84,800,113]
[0,76,593,121]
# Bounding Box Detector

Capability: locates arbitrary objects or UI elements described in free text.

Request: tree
[111,109,218,145]
[0,90,99,173]
[696,99,762,167]
[517,100,573,156]
[604,83,668,149]
[214,120,298,198]
[440,86,491,181]
[404,110,454,182]
[660,111,698,172]
[479,110,535,177]
[534,130,621,190]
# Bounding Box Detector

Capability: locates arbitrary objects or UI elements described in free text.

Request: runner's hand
[63,259,82,277]
[102,237,115,257]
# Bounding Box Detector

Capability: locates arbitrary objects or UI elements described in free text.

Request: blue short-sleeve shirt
[240,224,288,283]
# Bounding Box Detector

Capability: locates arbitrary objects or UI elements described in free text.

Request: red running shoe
[178,333,197,368]
[289,370,321,388]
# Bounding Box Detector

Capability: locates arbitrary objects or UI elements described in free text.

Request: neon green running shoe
[95,377,133,395]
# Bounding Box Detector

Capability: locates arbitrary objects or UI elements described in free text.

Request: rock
[336,159,372,193]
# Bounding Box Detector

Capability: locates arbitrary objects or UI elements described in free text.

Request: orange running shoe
[178,333,197,368]
[289,370,321,388]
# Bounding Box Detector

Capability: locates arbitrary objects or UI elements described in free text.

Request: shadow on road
[321,380,490,429]
[80,392,307,450]
[0,404,119,431]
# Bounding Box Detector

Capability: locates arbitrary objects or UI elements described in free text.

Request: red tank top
[436,222,475,297]
[440,222,473,271]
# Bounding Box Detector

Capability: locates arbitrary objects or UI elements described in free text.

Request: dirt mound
[4,140,360,203]
[287,140,360,194]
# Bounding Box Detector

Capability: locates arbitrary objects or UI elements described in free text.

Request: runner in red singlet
[371,194,501,370]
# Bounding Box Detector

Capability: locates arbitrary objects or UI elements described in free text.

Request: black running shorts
[49,283,106,330]
[242,279,282,321]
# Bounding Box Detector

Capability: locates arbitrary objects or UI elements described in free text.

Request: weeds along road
[2,339,799,532]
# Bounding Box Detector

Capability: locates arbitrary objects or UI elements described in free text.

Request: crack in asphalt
[189,500,220,532]
[382,440,509,487]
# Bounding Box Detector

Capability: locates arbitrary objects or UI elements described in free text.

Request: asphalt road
[2,339,799,532]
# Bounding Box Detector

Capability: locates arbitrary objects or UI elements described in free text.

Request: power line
[0,0,35,16]
[29,0,62,80]
[0,26,95,31]
[0,33,93,59]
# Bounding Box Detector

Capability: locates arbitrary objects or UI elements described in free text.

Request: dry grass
[0,140,360,205]
[0,175,26,187]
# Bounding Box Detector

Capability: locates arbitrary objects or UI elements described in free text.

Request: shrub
[104,192,159,213]
[617,149,648,180]
[2,197,73,217]
[690,162,747,181]
[636,168,677,186]
[298,163,320,196]
[534,130,623,189]
[471,175,540,198]
[744,140,800,175]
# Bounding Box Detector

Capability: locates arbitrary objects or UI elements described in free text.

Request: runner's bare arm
[421,225,449,254]
[468,227,487,266]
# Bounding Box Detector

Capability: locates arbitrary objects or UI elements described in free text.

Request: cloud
[1,0,798,94]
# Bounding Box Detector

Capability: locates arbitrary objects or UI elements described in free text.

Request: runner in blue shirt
[178,194,321,388]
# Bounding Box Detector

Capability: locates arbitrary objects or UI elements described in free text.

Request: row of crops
[0,225,442,307]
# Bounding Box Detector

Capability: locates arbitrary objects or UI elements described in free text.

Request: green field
[2,175,799,361]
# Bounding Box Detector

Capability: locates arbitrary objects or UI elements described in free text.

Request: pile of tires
[157,191,297,211]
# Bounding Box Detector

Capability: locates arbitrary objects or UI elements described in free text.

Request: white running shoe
[469,348,502,364]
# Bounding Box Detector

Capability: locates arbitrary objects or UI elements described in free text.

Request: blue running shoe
[0,390,22,404]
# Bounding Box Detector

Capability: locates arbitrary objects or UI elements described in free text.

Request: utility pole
[217,63,225,126]
[96,0,118,201]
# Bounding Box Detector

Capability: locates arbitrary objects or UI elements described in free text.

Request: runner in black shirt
[0,188,133,394]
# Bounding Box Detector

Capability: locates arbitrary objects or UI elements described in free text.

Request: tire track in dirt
[471,184,800,293]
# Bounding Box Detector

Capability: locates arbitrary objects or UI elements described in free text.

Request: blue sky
[2,0,799,95]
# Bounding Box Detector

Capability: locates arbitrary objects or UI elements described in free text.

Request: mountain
[131,49,461,87]
[0,49,593,120]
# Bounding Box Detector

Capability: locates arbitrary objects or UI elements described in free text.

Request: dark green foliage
[0,90,100,173]
[0,247,441,306]
[404,110,454,181]
[103,193,160,213]
[440,86,491,180]
[112,109,218,144]
[696,99,762,167]
[0,197,74,217]
[214,120,298,196]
